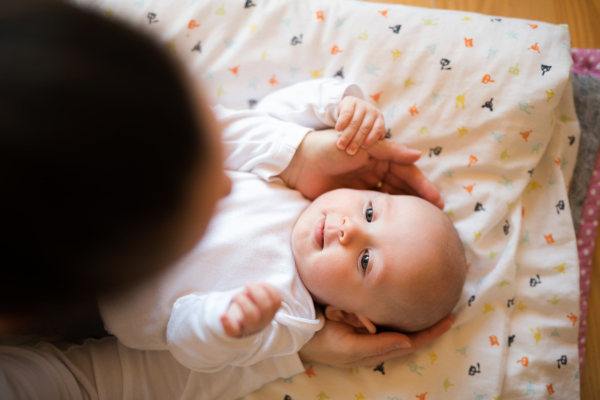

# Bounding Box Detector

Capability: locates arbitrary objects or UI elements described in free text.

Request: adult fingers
[347,331,412,359]
[406,314,455,350]
[347,113,377,155]
[348,314,454,366]
[379,171,418,196]
[347,314,455,367]
[337,106,367,151]
[366,140,422,165]
[341,331,413,367]
[388,164,444,209]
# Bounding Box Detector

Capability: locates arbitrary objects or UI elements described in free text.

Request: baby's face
[292,189,444,326]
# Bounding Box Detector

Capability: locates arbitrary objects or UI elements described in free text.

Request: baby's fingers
[337,106,367,152]
[234,290,262,331]
[246,282,282,319]
[335,98,356,135]
[362,115,386,148]
[346,114,377,155]
[222,303,243,338]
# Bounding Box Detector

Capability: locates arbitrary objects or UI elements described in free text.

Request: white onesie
[98,78,365,383]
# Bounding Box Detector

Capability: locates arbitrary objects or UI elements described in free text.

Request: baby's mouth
[314,217,325,250]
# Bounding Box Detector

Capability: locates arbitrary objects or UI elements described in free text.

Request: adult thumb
[367,140,422,165]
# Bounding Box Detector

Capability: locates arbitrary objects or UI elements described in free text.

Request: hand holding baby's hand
[221,282,282,338]
[335,96,386,155]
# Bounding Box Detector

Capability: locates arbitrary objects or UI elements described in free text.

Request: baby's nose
[338,217,359,244]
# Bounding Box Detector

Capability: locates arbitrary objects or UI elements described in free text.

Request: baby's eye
[365,205,373,222]
[361,251,370,271]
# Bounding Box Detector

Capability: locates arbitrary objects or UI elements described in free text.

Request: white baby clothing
[0,79,364,400]
[96,78,365,396]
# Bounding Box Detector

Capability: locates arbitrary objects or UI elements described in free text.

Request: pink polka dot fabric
[577,156,599,372]
[574,48,600,372]
[571,48,600,78]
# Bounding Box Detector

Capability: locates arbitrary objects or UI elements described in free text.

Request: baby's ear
[324,305,377,334]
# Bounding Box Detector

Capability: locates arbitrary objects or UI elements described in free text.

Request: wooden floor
[361,0,600,397]
[365,0,600,49]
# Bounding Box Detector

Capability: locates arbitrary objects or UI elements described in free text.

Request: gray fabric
[568,73,600,233]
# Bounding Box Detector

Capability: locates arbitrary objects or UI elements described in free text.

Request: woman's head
[0,0,230,332]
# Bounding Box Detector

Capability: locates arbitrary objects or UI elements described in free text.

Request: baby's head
[292,189,466,333]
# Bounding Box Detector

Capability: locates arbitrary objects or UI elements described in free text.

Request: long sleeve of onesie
[213,78,365,182]
[166,291,323,372]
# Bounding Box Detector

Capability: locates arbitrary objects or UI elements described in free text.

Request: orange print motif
[544,234,555,244]
[528,43,540,53]
[409,103,418,116]
[378,9,389,18]
[416,393,428,400]
[546,384,555,395]
[520,130,532,142]
[527,23,538,29]
[555,157,562,168]
[228,65,240,76]
[464,38,473,47]
[567,313,579,326]
[468,155,478,167]
[482,74,495,84]
[316,10,324,20]
[463,184,475,196]
[489,335,499,346]
[269,75,278,85]
[370,91,382,104]
[517,357,529,366]
[188,19,200,29]
[331,45,343,55]
[305,365,316,377]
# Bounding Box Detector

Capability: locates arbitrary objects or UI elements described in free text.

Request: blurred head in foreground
[0,0,230,336]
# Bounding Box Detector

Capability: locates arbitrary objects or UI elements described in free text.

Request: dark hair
[0,0,207,327]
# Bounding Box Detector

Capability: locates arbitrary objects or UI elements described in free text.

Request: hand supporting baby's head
[292,189,466,333]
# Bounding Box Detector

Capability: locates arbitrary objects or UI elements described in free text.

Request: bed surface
[74,0,597,397]
[366,1,600,396]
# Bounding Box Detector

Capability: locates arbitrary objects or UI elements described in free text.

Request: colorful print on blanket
[75,0,582,398]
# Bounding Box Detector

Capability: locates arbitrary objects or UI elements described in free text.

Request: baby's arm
[253,78,385,155]
[166,288,311,372]
[214,78,370,181]
[221,282,281,338]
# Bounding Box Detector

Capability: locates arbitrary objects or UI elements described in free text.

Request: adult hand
[278,129,444,209]
[298,313,454,367]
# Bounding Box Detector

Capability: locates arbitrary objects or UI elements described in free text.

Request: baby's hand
[221,282,282,338]
[335,96,386,155]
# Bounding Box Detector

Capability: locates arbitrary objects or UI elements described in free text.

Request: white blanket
[75,0,582,398]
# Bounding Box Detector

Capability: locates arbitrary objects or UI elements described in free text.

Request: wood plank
[362,0,600,47]
[433,0,600,48]
[553,0,600,49]
[360,0,432,6]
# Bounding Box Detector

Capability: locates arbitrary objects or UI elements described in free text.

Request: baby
[291,188,465,335]
[220,189,465,339]
[99,79,466,381]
